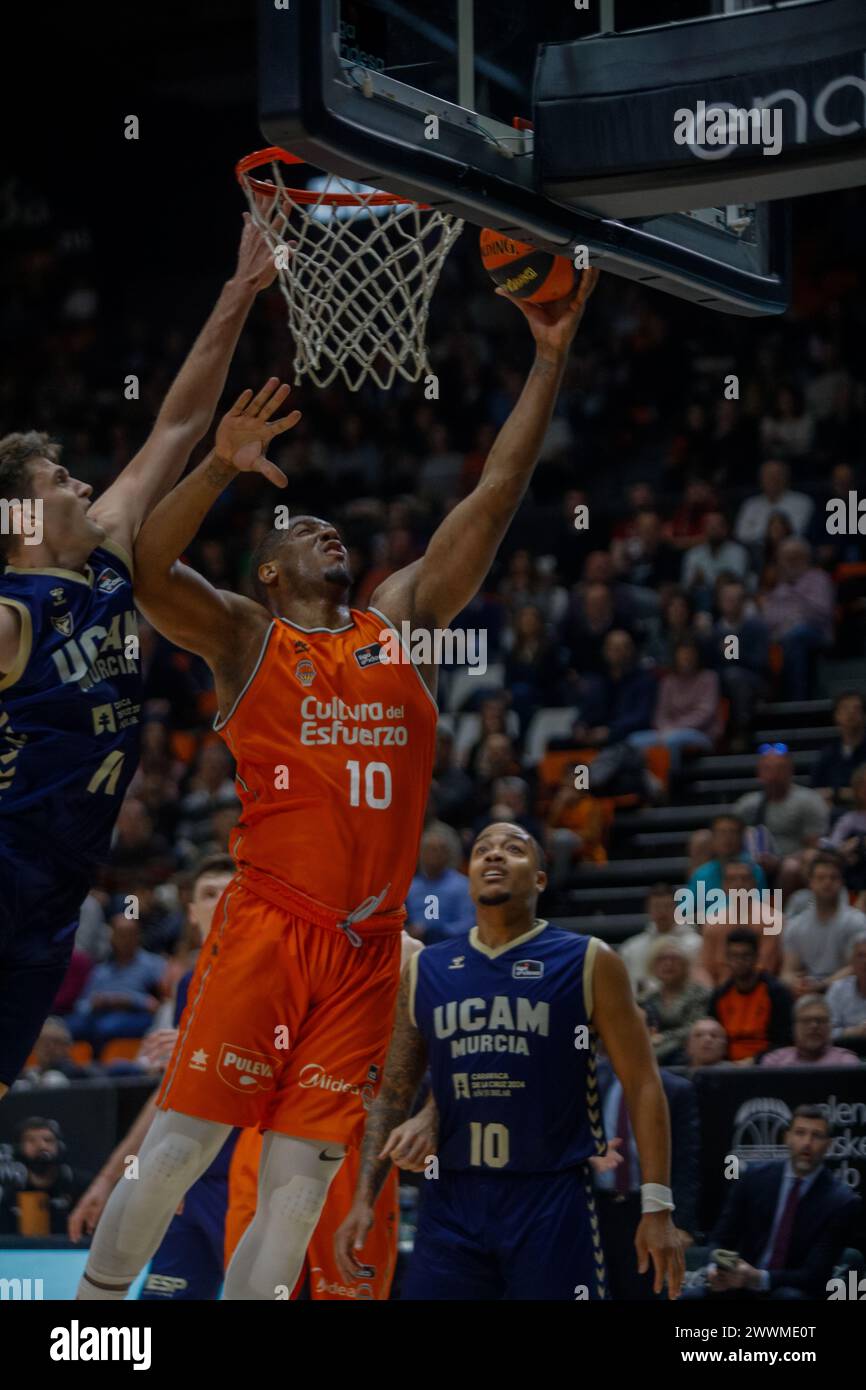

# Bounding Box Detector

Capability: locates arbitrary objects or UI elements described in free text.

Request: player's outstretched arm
[333,963,428,1282]
[89,215,277,555]
[591,944,686,1301]
[371,270,599,631]
[133,378,300,672]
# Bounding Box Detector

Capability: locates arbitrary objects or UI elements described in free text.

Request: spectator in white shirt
[734,459,814,548]
[782,854,866,996]
[827,934,866,1044]
[681,509,751,602]
[618,882,703,998]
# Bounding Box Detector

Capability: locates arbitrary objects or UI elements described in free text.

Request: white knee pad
[116,1134,204,1256]
[247,1176,327,1297]
[269,1174,326,1230]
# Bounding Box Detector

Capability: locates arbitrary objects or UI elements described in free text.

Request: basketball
[479,228,578,304]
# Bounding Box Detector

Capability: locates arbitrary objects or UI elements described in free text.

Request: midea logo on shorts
[298,1063,375,1109]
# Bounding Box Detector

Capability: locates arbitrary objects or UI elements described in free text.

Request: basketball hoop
[236,148,464,392]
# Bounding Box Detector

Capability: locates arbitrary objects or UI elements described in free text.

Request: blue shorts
[0,841,86,1085]
[139,1175,229,1301]
[401,1165,607,1301]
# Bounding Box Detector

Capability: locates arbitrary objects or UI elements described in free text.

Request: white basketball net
[240,159,464,392]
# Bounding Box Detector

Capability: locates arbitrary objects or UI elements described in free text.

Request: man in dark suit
[688,1104,861,1300]
[594,1057,700,1299]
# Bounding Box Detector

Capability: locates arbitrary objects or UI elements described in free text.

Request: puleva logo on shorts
[512,959,544,979]
[298,1062,375,1110]
[217,1043,276,1093]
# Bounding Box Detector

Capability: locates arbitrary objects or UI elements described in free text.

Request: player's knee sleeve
[269,1174,327,1234]
[247,1174,328,1292]
[116,1133,205,1255]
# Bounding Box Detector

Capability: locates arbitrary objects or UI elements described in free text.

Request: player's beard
[323,561,351,587]
[478,889,511,906]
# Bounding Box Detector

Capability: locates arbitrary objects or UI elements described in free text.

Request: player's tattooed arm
[371,270,599,632]
[355,964,428,1206]
[90,216,279,551]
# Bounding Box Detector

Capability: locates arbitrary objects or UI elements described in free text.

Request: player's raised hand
[214,377,301,486]
[635,1210,686,1300]
[496,266,600,357]
[235,211,280,292]
[333,1200,376,1285]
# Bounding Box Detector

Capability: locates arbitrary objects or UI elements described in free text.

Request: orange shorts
[156,873,402,1147]
[225,1127,399,1301]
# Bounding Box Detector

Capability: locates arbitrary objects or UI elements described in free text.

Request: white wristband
[641,1183,675,1213]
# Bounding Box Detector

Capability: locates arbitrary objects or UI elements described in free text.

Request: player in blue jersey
[0,216,281,1099]
[335,822,685,1301]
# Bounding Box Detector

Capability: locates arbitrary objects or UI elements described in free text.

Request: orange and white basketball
[480,229,578,304]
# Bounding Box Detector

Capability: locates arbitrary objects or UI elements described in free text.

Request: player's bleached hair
[0,430,60,565]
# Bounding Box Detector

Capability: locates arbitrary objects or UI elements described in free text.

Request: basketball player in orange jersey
[77,267,599,1302]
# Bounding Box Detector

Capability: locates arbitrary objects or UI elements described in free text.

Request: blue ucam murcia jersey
[410,921,606,1173]
[0,542,141,871]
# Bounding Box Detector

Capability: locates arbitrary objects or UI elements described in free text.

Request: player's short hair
[0,430,60,565]
[529,834,547,873]
[472,823,547,873]
[251,527,287,604]
[192,853,234,886]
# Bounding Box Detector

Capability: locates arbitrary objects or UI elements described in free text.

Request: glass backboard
[257,0,791,315]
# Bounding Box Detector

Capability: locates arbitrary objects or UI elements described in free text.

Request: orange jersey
[217,607,437,919]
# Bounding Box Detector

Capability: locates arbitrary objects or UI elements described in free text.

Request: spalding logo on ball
[480,229,579,304]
